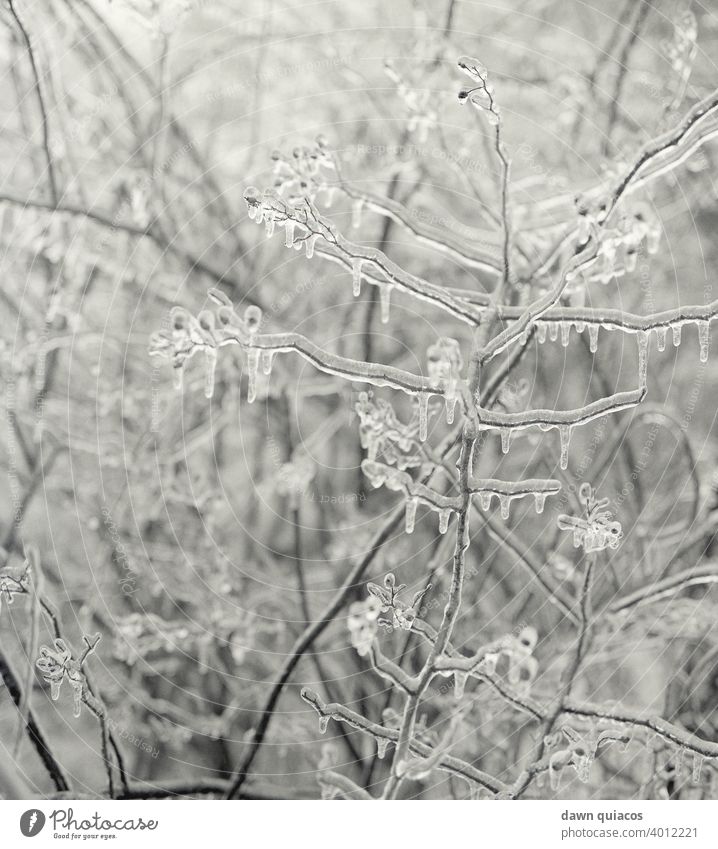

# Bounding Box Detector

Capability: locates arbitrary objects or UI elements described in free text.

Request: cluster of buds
[355,391,421,470]
[545,724,631,790]
[558,483,622,553]
[271,136,337,204]
[245,186,327,259]
[36,639,86,718]
[662,7,697,78]
[149,291,266,401]
[481,625,539,691]
[574,199,661,286]
[347,596,382,657]
[457,56,500,126]
[0,563,31,614]
[366,572,431,632]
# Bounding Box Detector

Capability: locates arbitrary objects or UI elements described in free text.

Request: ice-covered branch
[150,304,444,401]
[334,183,502,275]
[608,564,718,615]
[244,188,484,326]
[300,688,509,794]
[477,388,645,469]
[563,700,718,761]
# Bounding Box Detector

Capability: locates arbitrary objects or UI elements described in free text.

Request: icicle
[479,493,491,511]
[379,284,392,324]
[672,324,682,346]
[418,393,429,442]
[50,680,61,701]
[500,428,512,454]
[588,325,599,353]
[172,365,184,391]
[351,259,363,297]
[204,350,217,399]
[305,234,317,258]
[438,509,451,534]
[574,321,586,334]
[454,672,468,699]
[444,394,457,424]
[284,219,295,247]
[318,715,329,734]
[352,197,363,228]
[534,492,546,514]
[698,321,710,363]
[549,763,563,791]
[637,331,648,388]
[548,322,559,342]
[246,348,259,403]
[576,754,592,783]
[559,425,571,470]
[675,746,686,776]
[72,686,82,718]
[499,494,510,520]
[537,324,548,344]
[692,753,704,785]
[560,322,571,347]
[376,738,389,760]
[261,350,275,375]
[265,213,276,237]
[655,326,667,352]
[405,498,418,534]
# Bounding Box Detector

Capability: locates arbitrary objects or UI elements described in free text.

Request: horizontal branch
[609,564,718,615]
[563,700,718,760]
[301,688,509,794]
[336,183,502,274]
[244,188,484,326]
[478,388,645,430]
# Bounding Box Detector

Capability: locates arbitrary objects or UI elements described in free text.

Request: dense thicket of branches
[2,0,718,801]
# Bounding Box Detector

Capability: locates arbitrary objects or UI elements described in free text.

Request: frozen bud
[216,306,235,327]
[197,310,216,335]
[457,55,487,80]
[517,625,538,654]
[244,305,263,333]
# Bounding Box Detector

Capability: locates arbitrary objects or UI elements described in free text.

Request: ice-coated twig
[331,182,502,274]
[369,644,418,694]
[608,87,718,214]
[480,88,718,362]
[300,688,509,795]
[562,700,718,760]
[478,388,644,429]
[244,188,485,326]
[608,565,718,615]
[319,770,374,800]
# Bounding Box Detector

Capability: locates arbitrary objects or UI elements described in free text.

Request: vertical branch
[7,0,58,203]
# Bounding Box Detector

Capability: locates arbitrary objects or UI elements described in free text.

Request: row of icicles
[527,317,710,361]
